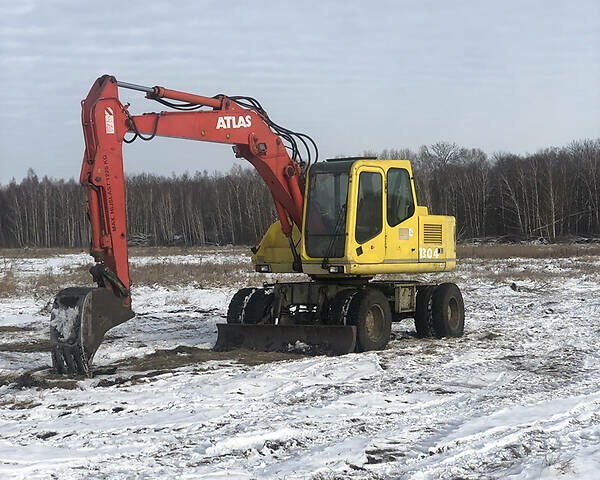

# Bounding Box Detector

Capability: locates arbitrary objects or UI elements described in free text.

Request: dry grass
[0,247,86,259]
[0,245,254,296]
[0,266,17,297]
[458,243,600,259]
[129,260,254,288]
[28,265,93,297]
[2,244,599,298]
[128,244,250,258]
[3,260,257,299]
[0,245,250,259]
[2,243,598,262]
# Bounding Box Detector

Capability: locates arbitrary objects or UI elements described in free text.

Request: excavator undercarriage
[50,75,465,376]
[216,279,464,355]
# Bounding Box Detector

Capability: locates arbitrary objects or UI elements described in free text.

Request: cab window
[355,171,382,243]
[387,168,414,227]
[305,171,349,258]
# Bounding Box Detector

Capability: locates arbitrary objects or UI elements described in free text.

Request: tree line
[392,138,600,241]
[0,138,598,248]
[0,166,275,248]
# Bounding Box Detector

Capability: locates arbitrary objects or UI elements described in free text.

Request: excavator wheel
[327,289,357,325]
[414,285,435,338]
[346,289,392,352]
[226,288,257,324]
[226,288,274,324]
[431,283,464,337]
[50,287,134,377]
[243,289,274,324]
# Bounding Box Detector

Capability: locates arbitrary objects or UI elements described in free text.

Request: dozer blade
[214,324,357,355]
[50,287,134,376]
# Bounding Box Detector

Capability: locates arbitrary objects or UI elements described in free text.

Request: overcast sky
[0,0,598,183]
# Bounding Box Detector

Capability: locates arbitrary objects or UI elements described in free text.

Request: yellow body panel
[251,221,299,273]
[252,159,456,276]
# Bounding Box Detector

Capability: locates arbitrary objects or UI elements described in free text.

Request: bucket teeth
[50,287,134,377]
[51,341,88,376]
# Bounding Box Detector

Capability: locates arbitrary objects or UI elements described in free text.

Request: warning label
[105,107,115,134]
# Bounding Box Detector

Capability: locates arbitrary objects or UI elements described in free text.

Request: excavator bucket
[50,287,135,376]
[214,324,357,355]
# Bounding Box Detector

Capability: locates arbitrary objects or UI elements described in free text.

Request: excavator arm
[50,74,315,375]
[81,75,307,298]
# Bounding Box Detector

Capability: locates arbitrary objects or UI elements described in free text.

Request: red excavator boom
[80,75,306,302]
[50,75,314,375]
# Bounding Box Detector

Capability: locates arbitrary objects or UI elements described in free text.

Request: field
[1,245,599,479]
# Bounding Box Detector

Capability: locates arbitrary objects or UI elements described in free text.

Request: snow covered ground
[1,250,599,479]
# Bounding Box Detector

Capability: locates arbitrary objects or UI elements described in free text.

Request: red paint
[78,75,305,302]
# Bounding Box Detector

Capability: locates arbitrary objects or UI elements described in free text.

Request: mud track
[116,345,304,371]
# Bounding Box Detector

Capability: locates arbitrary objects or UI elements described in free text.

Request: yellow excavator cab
[252,158,456,276]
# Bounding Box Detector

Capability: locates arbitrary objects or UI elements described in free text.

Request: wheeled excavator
[50,75,465,376]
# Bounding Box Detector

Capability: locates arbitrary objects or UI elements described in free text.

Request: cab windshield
[305,169,349,258]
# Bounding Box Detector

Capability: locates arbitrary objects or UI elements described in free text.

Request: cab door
[384,167,418,263]
[352,167,385,264]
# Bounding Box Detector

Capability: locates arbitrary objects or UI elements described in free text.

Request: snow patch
[288,340,310,352]
[206,428,298,455]
[49,306,79,340]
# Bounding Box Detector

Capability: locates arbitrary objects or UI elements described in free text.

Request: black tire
[242,289,274,325]
[327,289,357,325]
[226,288,256,324]
[431,283,464,337]
[346,289,392,352]
[414,285,435,337]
